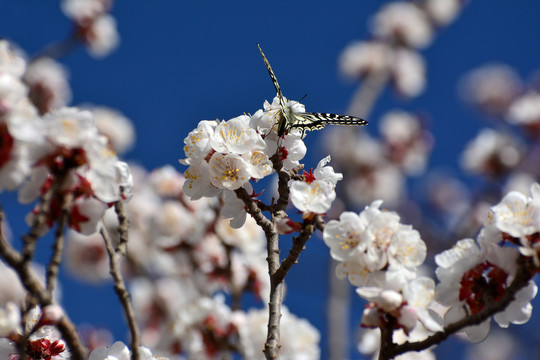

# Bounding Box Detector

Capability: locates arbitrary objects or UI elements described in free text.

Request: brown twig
[264,210,285,360]
[114,197,130,254]
[21,180,60,264]
[100,224,140,360]
[234,150,307,359]
[274,216,318,284]
[234,186,282,359]
[31,34,79,62]
[46,193,73,294]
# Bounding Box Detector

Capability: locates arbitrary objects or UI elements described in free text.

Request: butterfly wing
[257,44,290,136]
[290,112,368,135]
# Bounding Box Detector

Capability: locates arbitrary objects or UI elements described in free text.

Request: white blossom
[461,128,522,176]
[221,188,248,229]
[148,165,184,197]
[61,0,110,22]
[215,215,265,255]
[507,91,540,126]
[0,72,27,115]
[280,132,307,171]
[323,211,367,262]
[424,0,462,26]
[180,119,218,165]
[357,276,442,333]
[0,302,21,336]
[240,150,273,179]
[42,107,98,148]
[211,115,265,155]
[85,15,120,58]
[0,40,26,77]
[182,161,219,200]
[84,105,136,154]
[392,49,426,97]
[372,2,433,49]
[488,191,537,239]
[290,155,342,214]
[435,239,537,342]
[24,57,72,113]
[483,184,540,258]
[459,64,521,114]
[208,152,250,190]
[380,110,431,174]
[339,41,392,79]
[324,200,426,288]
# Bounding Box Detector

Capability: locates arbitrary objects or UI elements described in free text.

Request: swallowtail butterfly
[257,44,368,137]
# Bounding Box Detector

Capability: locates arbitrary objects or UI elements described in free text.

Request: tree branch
[46,193,73,294]
[21,179,59,264]
[234,186,282,359]
[100,224,140,360]
[0,206,87,360]
[273,216,318,284]
[233,150,311,359]
[380,256,537,359]
[113,197,130,254]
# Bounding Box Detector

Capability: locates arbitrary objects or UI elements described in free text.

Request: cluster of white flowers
[23,57,72,115]
[507,91,540,128]
[61,0,119,58]
[64,164,319,358]
[340,0,464,100]
[87,304,320,360]
[372,0,462,48]
[340,40,426,98]
[181,96,343,226]
[459,63,540,165]
[434,184,540,343]
[324,185,540,355]
[372,2,433,49]
[323,201,440,335]
[459,64,522,116]
[456,62,540,256]
[0,40,131,236]
[461,128,523,177]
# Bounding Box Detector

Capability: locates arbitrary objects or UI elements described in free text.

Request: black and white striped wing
[257,44,290,136]
[290,112,368,133]
[257,44,285,107]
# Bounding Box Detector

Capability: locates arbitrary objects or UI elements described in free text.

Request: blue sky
[3,1,540,358]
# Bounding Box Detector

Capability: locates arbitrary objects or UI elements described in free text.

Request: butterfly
[257,44,368,137]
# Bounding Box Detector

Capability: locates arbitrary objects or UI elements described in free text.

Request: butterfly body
[257,44,368,137]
